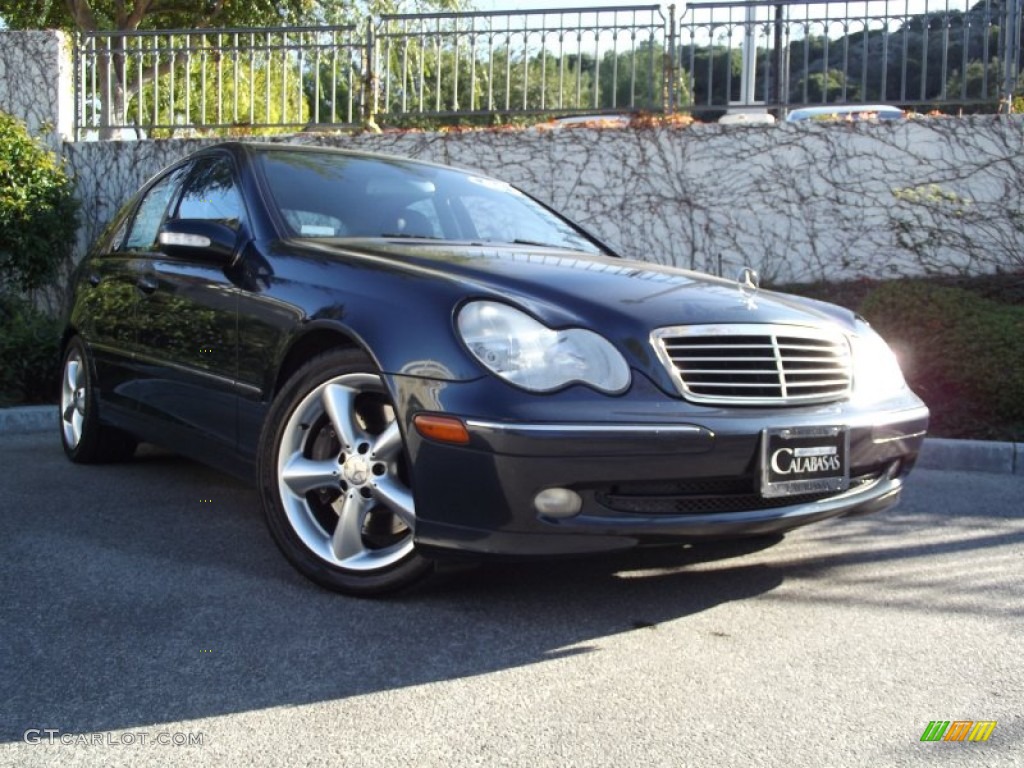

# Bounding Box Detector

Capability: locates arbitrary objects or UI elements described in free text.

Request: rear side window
[92,200,134,254]
[175,156,247,230]
[122,167,187,251]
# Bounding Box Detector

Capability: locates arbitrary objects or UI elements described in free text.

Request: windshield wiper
[378,233,446,240]
[508,238,564,249]
[504,238,600,254]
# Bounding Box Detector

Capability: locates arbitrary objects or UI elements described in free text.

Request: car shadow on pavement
[0,436,790,740]
[2,435,1021,741]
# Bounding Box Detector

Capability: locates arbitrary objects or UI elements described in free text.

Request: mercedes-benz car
[60,142,928,595]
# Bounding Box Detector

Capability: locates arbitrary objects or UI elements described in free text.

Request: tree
[374,39,594,120]
[0,1,314,34]
[1,2,321,136]
[304,48,363,125]
[484,48,594,112]
[797,69,852,103]
[1,2,464,36]
[679,43,742,106]
[2,2,461,135]
[600,40,690,111]
[127,42,313,136]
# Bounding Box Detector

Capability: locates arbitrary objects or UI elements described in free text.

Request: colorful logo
[920,721,997,742]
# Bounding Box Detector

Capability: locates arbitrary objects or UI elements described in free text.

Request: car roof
[785,105,905,122]
[205,141,469,175]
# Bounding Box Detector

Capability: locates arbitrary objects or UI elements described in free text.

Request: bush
[0,294,61,406]
[775,273,1024,314]
[0,111,79,293]
[860,281,1024,441]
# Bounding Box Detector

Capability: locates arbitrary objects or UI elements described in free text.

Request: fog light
[534,488,583,518]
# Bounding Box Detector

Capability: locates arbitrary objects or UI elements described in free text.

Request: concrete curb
[0,405,55,435]
[2,405,1021,476]
[916,438,1021,476]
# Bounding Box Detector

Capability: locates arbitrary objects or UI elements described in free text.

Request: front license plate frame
[760,425,850,499]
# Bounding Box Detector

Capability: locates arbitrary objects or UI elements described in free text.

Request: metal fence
[680,0,1024,111]
[75,25,365,138]
[75,1,1024,139]
[372,6,669,117]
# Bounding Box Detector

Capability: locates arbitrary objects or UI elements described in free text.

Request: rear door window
[121,167,188,251]
[174,156,247,230]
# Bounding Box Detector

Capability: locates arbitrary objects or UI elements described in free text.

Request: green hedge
[0,111,78,406]
[0,111,79,293]
[0,294,61,406]
[860,281,1024,441]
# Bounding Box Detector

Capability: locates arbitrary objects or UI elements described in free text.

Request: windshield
[256,149,602,254]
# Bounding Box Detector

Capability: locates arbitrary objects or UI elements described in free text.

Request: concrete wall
[3,30,1023,284]
[63,119,1024,283]
[0,30,74,150]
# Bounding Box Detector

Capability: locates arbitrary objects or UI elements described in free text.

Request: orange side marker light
[413,414,470,445]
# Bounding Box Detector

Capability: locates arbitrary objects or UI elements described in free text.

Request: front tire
[59,337,137,463]
[258,349,431,595]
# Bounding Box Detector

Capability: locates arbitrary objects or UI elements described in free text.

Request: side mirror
[158,219,239,262]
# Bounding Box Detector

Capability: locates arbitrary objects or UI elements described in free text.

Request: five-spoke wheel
[59,338,137,463]
[61,348,87,451]
[259,349,430,594]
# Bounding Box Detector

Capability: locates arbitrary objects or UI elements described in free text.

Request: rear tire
[258,348,431,595]
[59,337,137,463]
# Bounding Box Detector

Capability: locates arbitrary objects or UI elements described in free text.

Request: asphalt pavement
[0,429,1021,767]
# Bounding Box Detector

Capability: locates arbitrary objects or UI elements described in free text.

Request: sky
[468,1,936,14]
[470,1,628,8]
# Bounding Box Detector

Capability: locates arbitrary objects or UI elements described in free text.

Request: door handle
[136,276,158,294]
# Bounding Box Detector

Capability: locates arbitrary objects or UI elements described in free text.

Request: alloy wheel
[275,372,415,571]
[61,351,87,449]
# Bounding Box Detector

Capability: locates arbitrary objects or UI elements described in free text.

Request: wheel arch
[273,324,377,398]
[59,326,98,385]
[59,325,79,356]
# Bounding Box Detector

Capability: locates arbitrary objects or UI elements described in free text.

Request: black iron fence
[75,25,365,137]
[74,1,1024,138]
[372,6,670,117]
[680,0,1024,111]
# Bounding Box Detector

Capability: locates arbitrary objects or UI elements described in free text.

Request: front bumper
[396,375,928,558]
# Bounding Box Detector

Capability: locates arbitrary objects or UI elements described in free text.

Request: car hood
[301,239,858,333]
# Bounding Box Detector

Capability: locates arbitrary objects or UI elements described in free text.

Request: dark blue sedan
[60,143,928,594]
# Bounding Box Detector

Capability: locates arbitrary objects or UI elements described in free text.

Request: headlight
[849,322,907,403]
[457,301,631,394]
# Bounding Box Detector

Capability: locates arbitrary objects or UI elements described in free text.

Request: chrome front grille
[651,324,852,406]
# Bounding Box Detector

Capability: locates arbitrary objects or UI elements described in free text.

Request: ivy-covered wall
[63,118,1024,283]
[0,31,73,150]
